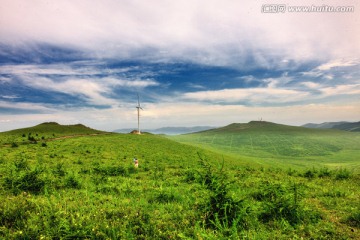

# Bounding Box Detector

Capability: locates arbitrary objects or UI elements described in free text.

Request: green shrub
[64,175,81,189]
[318,167,332,178]
[93,165,128,177]
[148,190,181,204]
[14,158,29,171]
[256,183,321,226]
[182,169,199,183]
[0,196,36,229]
[335,168,351,180]
[4,168,45,194]
[127,210,154,238]
[303,169,317,179]
[198,155,249,233]
[53,163,66,177]
[345,210,360,227]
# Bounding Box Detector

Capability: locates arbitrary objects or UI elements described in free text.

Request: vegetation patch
[0,126,359,239]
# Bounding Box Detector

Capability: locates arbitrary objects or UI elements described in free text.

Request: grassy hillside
[171,121,360,170]
[0,122,106,145]
[0,125,359,239]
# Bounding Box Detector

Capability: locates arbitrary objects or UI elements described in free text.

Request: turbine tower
[136,94,143,134]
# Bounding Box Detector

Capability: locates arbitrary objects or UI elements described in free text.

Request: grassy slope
[0,122,106,145]
[0,125,359,239]
[171,121,360,171]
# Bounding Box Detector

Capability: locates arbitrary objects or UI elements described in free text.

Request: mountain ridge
[302,121,360,132]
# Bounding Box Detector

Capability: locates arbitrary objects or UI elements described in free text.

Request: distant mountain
[302,121,349,129]
[113,126,214,135]
[302,121,360,132]
[332,122,360,132]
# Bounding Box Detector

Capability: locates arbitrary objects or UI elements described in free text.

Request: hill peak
[199,121,303,134]
[37,122,60,126]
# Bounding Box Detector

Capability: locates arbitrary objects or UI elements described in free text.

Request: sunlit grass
[0,124,359,239]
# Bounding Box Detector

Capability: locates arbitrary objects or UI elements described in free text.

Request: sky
[0,0,360,132]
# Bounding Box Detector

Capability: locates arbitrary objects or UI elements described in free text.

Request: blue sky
[0,0,359,131]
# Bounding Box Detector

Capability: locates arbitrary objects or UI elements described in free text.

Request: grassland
[0,123,359,239]
[171,121,360,171]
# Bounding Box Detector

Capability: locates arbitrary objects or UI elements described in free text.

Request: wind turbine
[136,94,143,134]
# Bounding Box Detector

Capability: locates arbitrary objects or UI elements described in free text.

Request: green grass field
[171,121,360,171]
[0,123,359,239]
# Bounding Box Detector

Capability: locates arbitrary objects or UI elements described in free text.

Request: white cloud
[182,87,308,104]
[187,83,206,89]
[0,64,92,75]
[0,76,12,82]
[301,82,320,89]
[0,100,52,112]
[0,63,160,106]
[1,95,20,99]
[103,77,159,88]
[1,0,360,131]
[317,59,359,71]
[18,76,159,106]
[1,0,359,66]
[321,83,360,96]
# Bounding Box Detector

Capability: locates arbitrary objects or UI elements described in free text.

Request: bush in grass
[303,168,317,179]
[148,190,181,204]
[182,168,199,183]
[14,158,29,171]
[0,196,36,229]
[287,168,298,176]
[127,210,154,238]
[318,167,332,178]
[345,210,360,228]
[255,182,321,226]
[53,163,66,177]
[4,168,45,195]
[335,168,351,180]
[197,155,251,234]
[93,165,128,177]
[64,175,81,189]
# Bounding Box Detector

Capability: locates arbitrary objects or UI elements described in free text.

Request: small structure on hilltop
[130,130,140,134]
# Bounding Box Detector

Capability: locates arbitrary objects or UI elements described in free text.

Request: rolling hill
[171,121,360,169]
[0,122,106,145]
[0,122,359,239]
